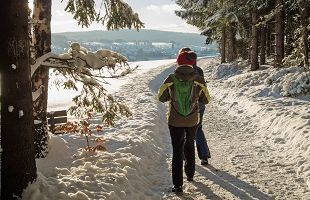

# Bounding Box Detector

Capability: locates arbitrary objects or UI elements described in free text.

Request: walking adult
[179,47,211,165]
[157,51,210,193]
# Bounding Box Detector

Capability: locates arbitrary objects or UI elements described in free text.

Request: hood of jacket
[174,65,196,82]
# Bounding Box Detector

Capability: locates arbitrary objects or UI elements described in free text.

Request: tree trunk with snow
[32,0,52,158]
[0,0,37,198]
[260,26,267,65]
[251,9,259,71]
[275,0,285,68]
[301,4,309,67]
[221,27,226,63]
[228,23,236,62]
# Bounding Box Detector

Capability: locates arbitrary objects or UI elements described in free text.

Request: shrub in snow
[265,67,303,85]
[265,66,310,97]
[217,63,310,98]
[281,72,310,97]
[55,110,107,152]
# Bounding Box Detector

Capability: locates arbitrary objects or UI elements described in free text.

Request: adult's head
[178,47,192,55]
[176,51,197,66]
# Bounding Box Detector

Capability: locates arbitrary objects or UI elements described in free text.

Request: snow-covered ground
[22,57,310,199]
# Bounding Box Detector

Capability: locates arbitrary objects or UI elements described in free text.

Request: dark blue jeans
[196,105,211,159]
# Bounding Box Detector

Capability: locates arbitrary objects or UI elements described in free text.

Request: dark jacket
[193,64,204,77]
[158,65,210,127]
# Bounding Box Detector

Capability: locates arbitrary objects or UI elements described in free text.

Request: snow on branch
[31,42,129,78]
[31,52,72,77]
[31,42,133,123]
[32,85,44,102]
[69,42,128,70]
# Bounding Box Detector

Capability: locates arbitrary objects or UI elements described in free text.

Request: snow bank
[208,60,310,98]
[22,61,176,199]
[204,59,310,189]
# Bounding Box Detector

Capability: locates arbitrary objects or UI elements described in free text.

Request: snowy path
[22,58,310,199]
[105,58,310,199]
[155,59,310,199]
[180,100,307,199]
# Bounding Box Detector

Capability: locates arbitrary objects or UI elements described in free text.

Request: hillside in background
[52,29,217,48]
[51,29,218,62]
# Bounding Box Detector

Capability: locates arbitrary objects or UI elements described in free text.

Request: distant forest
[52,29,218,48]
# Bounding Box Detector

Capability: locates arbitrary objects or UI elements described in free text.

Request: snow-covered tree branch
[31,42,134,125]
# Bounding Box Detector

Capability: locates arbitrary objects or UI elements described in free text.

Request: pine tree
[64,0,144,30]
[0,0,37,198]
[30,0,144,158]
[301,3,310,67]
[251,8,259,71]
[275,0,285,68]
[175,0,310,72]
[175,0,231,62]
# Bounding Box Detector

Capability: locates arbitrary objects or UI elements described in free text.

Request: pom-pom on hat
[176,51,197,66]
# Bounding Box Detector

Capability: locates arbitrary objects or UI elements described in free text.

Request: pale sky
[28,0,200,34]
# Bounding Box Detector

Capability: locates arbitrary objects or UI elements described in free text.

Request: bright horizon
[28,0,201,34]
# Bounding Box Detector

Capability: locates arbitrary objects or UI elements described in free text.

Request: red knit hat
[176,51,196,66]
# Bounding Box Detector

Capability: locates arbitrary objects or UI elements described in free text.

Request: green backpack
[170,74,196,116]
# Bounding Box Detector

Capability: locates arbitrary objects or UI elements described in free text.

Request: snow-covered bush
[207,58,310,98]
[281,72,310,97]
[265,66,310,97]
[209,60,310,98]
[264,67,303,85]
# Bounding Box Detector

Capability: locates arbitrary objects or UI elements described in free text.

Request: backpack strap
[169,74,178,83]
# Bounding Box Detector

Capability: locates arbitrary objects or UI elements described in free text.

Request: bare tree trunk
[251,9,259,71]
[32,0,52,158]
[260,26,267,65]
[248,11,252,62]
[275,0,285,68]
[241,20,250,60]
[266,24,272,57]
[240,39,248,60]
[0,0,37,198]
[221,27,226,63]
[228,23,236,62]
[301,5,309,67]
